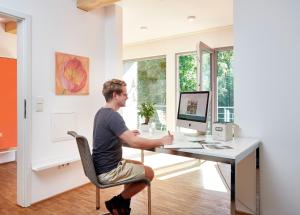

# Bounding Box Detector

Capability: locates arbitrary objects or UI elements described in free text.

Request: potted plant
[138,102,155,131]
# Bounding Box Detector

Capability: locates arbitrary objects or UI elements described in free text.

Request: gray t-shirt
[92,107,128,175]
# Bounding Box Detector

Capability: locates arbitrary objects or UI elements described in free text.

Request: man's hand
[131,130,140,136]
[161,131,173,145]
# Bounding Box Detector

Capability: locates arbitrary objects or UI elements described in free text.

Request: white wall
[105,5,123,79]
[123,26,233,130]
[234,0,300,214]
[0,0,121,204]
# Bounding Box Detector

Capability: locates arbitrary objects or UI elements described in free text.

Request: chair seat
[97,177,150,189]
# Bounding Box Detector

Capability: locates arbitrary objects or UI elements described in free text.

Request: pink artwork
[55,52,89,95]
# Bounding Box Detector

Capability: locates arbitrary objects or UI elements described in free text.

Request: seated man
[92,79,173,215]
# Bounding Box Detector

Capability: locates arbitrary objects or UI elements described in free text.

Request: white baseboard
[0,150,16,164]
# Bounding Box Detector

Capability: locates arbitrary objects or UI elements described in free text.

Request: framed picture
[55,52,89,95]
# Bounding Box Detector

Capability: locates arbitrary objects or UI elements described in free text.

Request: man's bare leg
[121,159,154,199]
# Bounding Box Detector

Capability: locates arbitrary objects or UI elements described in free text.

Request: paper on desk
[164,140,204,149]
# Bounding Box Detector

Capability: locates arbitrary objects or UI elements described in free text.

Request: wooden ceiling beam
[77,0,120,11]
[5,21,16,34]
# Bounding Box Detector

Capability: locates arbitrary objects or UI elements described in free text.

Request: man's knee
[144,166,154,181]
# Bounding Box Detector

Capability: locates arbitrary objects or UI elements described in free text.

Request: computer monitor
[176,91,210,132]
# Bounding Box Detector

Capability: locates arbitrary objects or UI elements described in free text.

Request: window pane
[201,51,211,91]
[178,54,198,92]
[138,58,166,130]
[137,59,166,105]
[201,51,212,132]
[216,49,234,122]
[123,58,166,130]
[177,53,198,134]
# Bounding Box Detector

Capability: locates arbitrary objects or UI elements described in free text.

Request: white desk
[140,131,260,215]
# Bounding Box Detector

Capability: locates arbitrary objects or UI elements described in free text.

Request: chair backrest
[67,131,99,186]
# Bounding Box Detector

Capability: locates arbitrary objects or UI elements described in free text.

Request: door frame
[0,6,32,207]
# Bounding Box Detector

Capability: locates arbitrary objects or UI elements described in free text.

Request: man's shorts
[97,160,145,184]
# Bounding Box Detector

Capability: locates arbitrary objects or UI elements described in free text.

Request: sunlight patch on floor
[201,161,228,192]
[143,153,194,169]
[157,160,228,193]
[123,148,229,193]
[157,165,202,180]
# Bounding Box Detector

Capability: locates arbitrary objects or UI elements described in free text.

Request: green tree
[217,49,234,122]
[217,50,234,107]
[179,55,197,92]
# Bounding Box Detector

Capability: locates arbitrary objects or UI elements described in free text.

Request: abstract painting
[55,52,89,95]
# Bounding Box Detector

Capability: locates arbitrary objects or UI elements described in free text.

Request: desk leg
[256,147,260,215]
[230,162,236,215]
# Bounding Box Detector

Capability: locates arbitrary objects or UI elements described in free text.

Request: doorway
[0,7,32,207]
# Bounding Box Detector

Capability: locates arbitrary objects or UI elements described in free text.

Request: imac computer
[176,91,210,133]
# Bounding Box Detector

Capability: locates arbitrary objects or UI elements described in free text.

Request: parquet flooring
[0,161,249,215]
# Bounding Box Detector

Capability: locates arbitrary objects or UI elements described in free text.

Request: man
[92,79,173,215]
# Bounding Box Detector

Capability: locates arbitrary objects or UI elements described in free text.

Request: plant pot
[139,123,150,132]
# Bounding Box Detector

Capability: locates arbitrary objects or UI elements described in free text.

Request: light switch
[36,97,44,112]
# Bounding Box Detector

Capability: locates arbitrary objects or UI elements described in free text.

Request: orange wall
[0,57,17,150]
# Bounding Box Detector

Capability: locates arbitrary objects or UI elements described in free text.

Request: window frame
[122,55,167,129]
[123,55,166,64]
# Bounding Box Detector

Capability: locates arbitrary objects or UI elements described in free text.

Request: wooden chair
[67,131,151,215]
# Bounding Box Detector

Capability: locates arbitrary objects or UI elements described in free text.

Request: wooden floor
[0,162,249,215]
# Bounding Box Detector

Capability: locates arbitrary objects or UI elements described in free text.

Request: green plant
[138,102,155,124]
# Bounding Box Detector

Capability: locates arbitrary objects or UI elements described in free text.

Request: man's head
[102,79,128,107]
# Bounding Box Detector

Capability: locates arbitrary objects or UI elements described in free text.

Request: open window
[177,42,234,133]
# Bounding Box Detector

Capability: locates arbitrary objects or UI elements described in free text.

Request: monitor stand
[183,130,206,137]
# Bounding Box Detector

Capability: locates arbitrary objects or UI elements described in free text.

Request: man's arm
[119,130,173,149]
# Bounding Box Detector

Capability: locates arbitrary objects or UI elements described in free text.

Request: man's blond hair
[102,79,127,102]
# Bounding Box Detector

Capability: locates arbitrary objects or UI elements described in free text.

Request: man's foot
[117,194,131,210]
[105,196,131,215]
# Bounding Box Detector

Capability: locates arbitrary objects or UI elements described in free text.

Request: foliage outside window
[217,49,234,122]
[178,54,197,92]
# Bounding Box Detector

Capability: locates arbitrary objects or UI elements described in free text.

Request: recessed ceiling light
[187,16,196,22]
[140,26,148,31]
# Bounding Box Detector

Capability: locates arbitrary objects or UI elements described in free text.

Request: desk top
[140,131,260,164]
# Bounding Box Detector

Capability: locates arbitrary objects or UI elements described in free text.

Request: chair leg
[148,183,151,215]
[96,187,100,210]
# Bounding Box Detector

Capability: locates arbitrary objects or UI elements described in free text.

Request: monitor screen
[177,91,209,132]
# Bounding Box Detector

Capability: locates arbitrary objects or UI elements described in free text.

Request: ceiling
[118,0,233,45]
[0,0,233,44]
